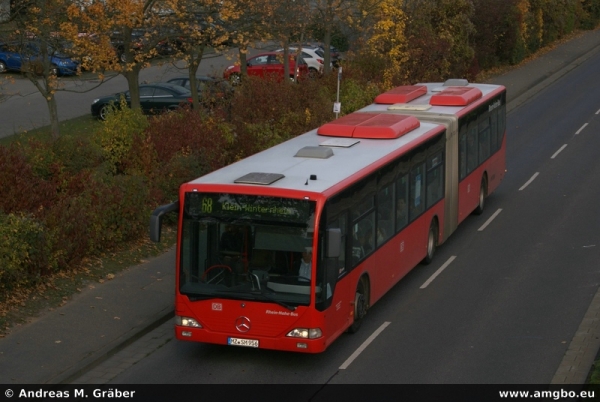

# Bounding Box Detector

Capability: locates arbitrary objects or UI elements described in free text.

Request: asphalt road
[88,44,600,385]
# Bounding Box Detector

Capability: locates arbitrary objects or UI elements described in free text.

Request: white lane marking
[595,109,600,115]
[551,144,568,159]
[519,172,539,191]
[420,256,457,289]
[478,208,503,232]
[575,123,588,135]
[339,321,391,370]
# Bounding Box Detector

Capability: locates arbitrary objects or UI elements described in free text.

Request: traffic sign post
[335,66,342,119]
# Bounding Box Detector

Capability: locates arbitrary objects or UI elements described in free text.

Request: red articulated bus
[150,79,506,353]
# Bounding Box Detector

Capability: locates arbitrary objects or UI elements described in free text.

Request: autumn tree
[338,0,410,86]
[219,0,275,80]
[163,0,234,111]
[263,0,312,81]
[403,0,475,81]
[8,0,80,139]
[471,0,517,69]
[363,0,408,88]
[310,0,355,74]
[64,0,180,110]
[580,0,600,29]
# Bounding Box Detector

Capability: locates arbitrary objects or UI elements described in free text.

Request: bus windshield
[180,193,316,308]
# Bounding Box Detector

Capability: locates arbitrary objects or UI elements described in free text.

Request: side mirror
[149,201,179,242]
[326,228,341,259]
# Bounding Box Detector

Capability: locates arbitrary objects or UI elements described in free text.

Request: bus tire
[348,276,369,334]
[422,219,438,265]
[473,175,488,215]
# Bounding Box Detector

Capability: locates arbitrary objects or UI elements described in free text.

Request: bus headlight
[286,328,322,339]
[175,315,202,328]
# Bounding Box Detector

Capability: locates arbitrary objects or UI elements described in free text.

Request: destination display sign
[184,193,312,224]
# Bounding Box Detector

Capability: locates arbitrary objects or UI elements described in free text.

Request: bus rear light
[286,328,322,339]
[176,315,202,328]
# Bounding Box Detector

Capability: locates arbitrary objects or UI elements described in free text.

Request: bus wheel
[349,276,369,333]
[474,176,488,215]
[422,220,438,265]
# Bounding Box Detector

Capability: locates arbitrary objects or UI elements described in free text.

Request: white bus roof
[357,81,504,116]
[186,81,504,196]
[187,120,444,196]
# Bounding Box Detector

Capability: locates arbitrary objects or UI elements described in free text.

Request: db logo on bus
[212,303,222,311]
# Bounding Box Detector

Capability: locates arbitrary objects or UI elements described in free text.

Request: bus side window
[466,122,478,174]
[409,163,426,221]
[498,104,506,145]
[329,213,347,277]
[352,193,375,266]
[426,151,444,209]
[396,174,409,231]
[353,218,374,262]
[459,125,467,180]
[490,109,498,152]
[376,184,394,246]
[478,114,491,162]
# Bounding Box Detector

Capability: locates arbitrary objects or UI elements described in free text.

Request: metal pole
[334,66,342,119]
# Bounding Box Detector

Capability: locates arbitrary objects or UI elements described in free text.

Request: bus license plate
[228,337,259,348]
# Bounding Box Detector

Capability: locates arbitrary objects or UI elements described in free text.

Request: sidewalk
[1,29,600,385]
[0,249,175,384]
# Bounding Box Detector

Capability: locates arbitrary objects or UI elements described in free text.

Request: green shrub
[52,134,104,175]
[580,0,600,29]
[18,138,60,180]
[94,98,149,175]
[339,78,382,115]
[0,212,55,295]
[242,121,295,154]
[94,173,151,248]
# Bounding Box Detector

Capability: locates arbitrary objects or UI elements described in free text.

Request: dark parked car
[0,41,80,76]
[166,76,233,105]
[91,82,192,121]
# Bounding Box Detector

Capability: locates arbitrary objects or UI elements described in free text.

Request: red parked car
[223,52,308,85]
